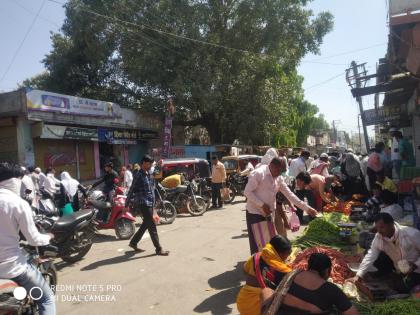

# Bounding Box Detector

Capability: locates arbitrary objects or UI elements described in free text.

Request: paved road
[55,198,300,315]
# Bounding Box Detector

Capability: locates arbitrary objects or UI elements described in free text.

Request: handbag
[251,219,277,252]
[289,208,301,232]
[220,187,230,201]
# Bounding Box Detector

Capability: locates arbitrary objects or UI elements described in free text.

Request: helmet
[90,190,106,201]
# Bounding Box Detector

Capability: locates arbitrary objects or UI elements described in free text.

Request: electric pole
[346,61,370,152]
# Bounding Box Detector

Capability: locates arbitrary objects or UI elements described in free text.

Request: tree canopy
[23,0,333,145]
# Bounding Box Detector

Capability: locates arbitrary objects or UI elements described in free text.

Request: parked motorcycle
[0,244,58,315]
[157,181,207,216]
[83,187,136,240]
[34,209,97,263]
[154,187,177,224]
[192,177,212,209]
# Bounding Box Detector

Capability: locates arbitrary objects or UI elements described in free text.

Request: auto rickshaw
[154,158,211,181]
[221,155,261,176]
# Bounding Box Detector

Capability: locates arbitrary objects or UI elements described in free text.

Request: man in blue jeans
[0,162,55,315]
[126,155,169,256]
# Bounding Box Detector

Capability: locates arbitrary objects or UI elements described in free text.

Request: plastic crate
[398,180,413,194]
[400,167,420,180]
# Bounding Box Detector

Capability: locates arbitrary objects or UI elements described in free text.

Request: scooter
[84,187,137,240]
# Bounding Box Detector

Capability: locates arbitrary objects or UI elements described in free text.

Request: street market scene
[2,0,420,315]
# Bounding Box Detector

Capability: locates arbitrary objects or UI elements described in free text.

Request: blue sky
[0,0,388,136]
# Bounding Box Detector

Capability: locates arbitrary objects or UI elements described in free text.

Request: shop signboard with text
[98,128,138,144]
[363,105,408,126]
[26,89,122,118]
[39,124,98,141]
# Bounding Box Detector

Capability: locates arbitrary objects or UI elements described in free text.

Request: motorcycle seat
[0,279,18,294]
[166,185,188,193]
[53,209,95,231]
[90,199,112,211]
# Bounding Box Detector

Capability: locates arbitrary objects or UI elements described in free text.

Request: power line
[305,43,387,62]
[0,0,47,83]
[11,0,60,28]
[46,0,349,66]
[305,72,346,91]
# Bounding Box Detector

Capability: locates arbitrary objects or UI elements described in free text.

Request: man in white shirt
[350,213,420,293]
[390,128,401,179]
[43,167,60,197]
[244,157,317,254]
[380,189,403,220]
[123,166,133,189]
[240,159,255,176]
[288,151,310,178]
[0,162,56,315]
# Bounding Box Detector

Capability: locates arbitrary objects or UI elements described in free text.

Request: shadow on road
[231,233,248,239]
[93,233,117,243]
[80,252,156,271]
[194,261,245,314]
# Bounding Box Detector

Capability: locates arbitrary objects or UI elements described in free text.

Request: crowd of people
[234,129,420,315]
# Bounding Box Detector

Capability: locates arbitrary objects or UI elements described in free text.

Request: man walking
[244,157,318,254]
[289,151,310,178]
[211,156,226,209]
[127,155,169,256]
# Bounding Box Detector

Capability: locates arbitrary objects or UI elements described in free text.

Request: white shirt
[0,187,51,278]
[381,204,403,220]
[240,162,255,176]
[357,224,420,278]
[124,170,133,188]
[21,175,35,201]
[288,157,307,178]
[244,165,310,216]
[44,173,60,196]
[38,172,47,189]
[391,137,400,161]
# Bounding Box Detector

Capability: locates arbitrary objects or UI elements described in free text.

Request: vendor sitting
[379,189,403,220]
[364,184,382,223]
[351,213,420,294]
[161,173,185,189]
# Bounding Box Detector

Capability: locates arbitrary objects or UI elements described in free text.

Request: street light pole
[358,114,362,152]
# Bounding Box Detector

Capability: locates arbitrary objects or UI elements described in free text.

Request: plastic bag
[290,209,300,232]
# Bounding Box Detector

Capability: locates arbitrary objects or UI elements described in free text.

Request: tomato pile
[291,246,354,284]
[323,200,364,215]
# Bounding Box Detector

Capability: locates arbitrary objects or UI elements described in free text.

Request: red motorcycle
[84,186,136,240]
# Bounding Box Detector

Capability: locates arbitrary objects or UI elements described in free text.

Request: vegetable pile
[292,218,345,248]
[355,299,420,315]
[322,212,350,224]
[323,200,365,215]
[291,246,354,284]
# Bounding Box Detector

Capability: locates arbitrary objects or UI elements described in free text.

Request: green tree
[24,0,333,145]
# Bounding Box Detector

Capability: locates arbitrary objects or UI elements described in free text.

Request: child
[365,184,382,222]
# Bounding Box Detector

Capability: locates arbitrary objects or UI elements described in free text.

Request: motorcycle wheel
[201,191,212,209]
[157,201,177,225]
[224,185,236,204]
[115,218,136,240]
[40,263,58,294]
[61,227,94,263]
[186,196,207,216]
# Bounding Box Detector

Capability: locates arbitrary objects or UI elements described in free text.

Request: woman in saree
[261,253,359,315]
[236,235,292,315]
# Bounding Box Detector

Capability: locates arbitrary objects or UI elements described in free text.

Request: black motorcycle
[34,209,98,263]
[154,186,177,224]
[224,173,248,204]
[157,181,207,216]
[0,243,58,315]
[192,177,212,209]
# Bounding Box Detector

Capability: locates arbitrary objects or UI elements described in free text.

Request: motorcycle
[230,173,248,196]
[33,208,97,263]
[0,244,58,315]
[83,187,136,240]
[157,181,207,216]
[192,177,212,209]
[153,187,177,224]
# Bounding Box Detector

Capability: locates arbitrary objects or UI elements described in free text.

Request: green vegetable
[292,218,346,249]
[322,212,350,224]
[355,299,420,315]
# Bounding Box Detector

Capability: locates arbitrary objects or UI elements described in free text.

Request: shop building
[0,88,161,180]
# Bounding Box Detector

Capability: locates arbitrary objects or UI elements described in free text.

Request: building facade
[0,89,162,180]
